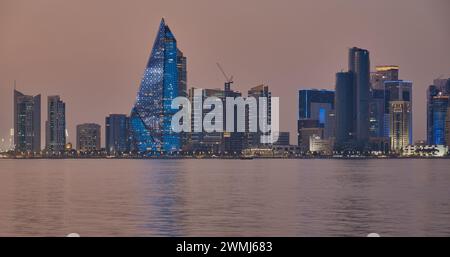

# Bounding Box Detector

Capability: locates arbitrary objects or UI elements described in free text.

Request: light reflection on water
[0,159,449,236]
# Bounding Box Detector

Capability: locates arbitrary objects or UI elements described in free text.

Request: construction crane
[216,63,233,92]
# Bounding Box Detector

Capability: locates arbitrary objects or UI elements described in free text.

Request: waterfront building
[246,84,272,147]
[298,89,335,139]
[297,119,323,152]
[348,47,370,144]
[105,114,130,154]
[187,87,225,154]
[14,90,41,153]
[334,71,354,148]
[384,80,413,142]
[76,123,101,152]
[369,65,399,138]
[389,101,412,152]
[45,95,66,152]
[427,78,450,145]
[402,144,448,157]
[446,107,450,147]
[309,135,333,155]
[129,18,184,154]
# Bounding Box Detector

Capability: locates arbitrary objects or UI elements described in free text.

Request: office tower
[348,47,370,144]
[187,87,224,154]
[223,87,244,155]
[446,107,450,147]
[273,132,290,146]
[370,66,399,90]
[246,84,272,147]
[14,90,41,153]
[369,65,399,138]
[427,85,440,144]
[298,89,335,139]
[76,123,101,152]
[45,95,66,152]
[129,18,183,154]
[297,119,324,152]
[389,101,411,152]
[105,114,130,154]
[334,71,354,147]
[177,49,187,98]
[430,95,449,145]
[384,80,413,143]
[427,78,450,145]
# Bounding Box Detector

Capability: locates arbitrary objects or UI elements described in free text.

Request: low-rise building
[402,145,448,157]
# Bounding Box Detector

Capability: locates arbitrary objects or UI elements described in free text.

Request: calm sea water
[0,159,449,236]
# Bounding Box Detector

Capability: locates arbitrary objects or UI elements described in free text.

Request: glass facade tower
[130,19,183,154]
[45,95,66,152]
[14,90,41,153]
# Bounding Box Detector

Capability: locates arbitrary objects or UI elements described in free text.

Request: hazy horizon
[1,0,450,147]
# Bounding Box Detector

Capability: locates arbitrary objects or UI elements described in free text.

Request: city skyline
[1,0,450,146]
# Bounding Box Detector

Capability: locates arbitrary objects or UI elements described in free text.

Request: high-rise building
[129,18,184,154]
[384,80,413,143]
[45,95,66,152]
[246,84,272,147]
[430,95,449,145]
[348,47,370,144]
[389,101,411,152]
[223,87,244,155]
[76,123,101,152]
[177,49,188,150]
[369,65,399,138]
[446,106,450,147]
[298,89,335,139]
[14,90,41,153]
[334,71,354,148]
[105,114,130,154]
[187,87,224,154]
[370,65,399,90]
[427,78,450,145]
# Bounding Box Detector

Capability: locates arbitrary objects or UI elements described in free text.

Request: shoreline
[1,156,449,160]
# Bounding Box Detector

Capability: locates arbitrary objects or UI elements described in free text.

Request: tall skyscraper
[45,95,66,152]
[427,78,450,145]
[298,89,335,139]
[105,114,130,154]
[369,65,399,138]
[389,101,411,152]
[334,71,354,148]
[384,80,413,143]
[187,87,224,154]
[129,18,184,154]
[14,90,41,153]
[76,123,101,152]
[348,47,370,144]
[446,107,450,147]
[223,87,244,155]
[430,95,449,145]
[246,84,272,147]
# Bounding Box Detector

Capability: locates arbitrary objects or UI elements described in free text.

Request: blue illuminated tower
[129,19,182,154]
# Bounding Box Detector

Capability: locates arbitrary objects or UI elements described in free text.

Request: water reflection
[0,159,449,236]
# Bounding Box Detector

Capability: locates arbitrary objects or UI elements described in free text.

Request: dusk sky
[1,0,449,146]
